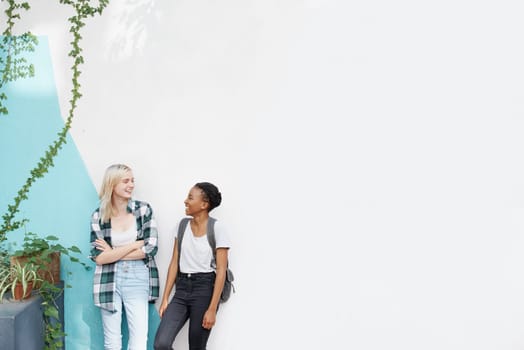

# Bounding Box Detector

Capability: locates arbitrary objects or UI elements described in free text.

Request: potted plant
[0,261,42,301]
[10,232,89,286]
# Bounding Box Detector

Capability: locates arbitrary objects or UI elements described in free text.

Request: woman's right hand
[158,300,169,317]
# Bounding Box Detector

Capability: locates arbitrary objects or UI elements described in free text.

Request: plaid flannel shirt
[90,199,159,312]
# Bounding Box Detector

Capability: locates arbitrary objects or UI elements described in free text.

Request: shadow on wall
[105,0,164,61]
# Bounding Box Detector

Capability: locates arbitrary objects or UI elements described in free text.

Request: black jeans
[154,272,216,350]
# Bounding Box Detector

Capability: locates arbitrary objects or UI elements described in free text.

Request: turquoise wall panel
[0,37,160,349]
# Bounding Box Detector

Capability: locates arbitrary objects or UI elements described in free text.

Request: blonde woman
[90,164,159,350]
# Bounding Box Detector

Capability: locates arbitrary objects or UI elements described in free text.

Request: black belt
[178,272,215,279]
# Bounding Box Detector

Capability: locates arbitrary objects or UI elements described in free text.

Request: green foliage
[13,231,91,271]
[0,0,110,244]
[0,265,11,300]
[0,0,110,349]
[40,279,67,350]
[0,261,41,301]
[0,1,36,115]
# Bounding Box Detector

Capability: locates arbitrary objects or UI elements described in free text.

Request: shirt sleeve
[89,210,103,262]
[173,221,180,242]
[140,203,158,258]
[214,220,231,249]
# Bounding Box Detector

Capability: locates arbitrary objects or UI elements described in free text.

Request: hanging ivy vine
[1,0,110,242]
[0,0,36,116]
[0,1,110,349]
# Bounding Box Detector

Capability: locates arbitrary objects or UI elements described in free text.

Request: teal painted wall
[0,37,160,349]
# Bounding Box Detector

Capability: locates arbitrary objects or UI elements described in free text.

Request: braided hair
[194,182,222,212]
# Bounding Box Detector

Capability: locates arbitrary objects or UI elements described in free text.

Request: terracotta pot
[11,251,60,286]
[13,282,33,300]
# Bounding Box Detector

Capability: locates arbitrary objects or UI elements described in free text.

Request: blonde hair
[99,164,132,223]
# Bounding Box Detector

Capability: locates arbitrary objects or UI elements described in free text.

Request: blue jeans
[154,272,216,350]
[101,260,150,350]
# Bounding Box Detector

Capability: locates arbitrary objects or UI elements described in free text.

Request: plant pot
[10,251,60,285]
[13,282,33,300]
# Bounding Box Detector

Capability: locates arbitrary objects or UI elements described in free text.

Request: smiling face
[112,170,134,201]
[184,186,209,216]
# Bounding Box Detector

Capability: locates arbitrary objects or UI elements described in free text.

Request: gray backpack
[177,217,235,303]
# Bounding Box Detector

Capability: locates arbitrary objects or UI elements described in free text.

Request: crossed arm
[94,239,145,265]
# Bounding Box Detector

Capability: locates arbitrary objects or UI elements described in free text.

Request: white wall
[13,1,524,349]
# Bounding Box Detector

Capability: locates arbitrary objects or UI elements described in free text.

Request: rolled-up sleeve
[89,211,103,261]
[140,204,158,257]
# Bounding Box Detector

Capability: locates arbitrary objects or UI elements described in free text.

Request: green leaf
[69,245,81,253]
[44,306,59,320]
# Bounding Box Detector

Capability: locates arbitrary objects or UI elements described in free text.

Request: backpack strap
[176,217,191,276]
[207,217,235,300]
[206,217,217,269]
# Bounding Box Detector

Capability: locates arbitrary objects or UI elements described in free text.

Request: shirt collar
[126,199,134,213]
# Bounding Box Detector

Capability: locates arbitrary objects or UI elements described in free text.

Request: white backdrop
[13,1,524,349]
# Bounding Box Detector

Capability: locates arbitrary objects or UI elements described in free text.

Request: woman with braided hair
[154,182,231,350]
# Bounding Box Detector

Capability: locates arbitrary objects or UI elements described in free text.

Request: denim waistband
[178,272,215,279]
[116,260,146,267]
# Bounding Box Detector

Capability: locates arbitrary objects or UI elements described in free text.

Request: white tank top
[111,220,137,247]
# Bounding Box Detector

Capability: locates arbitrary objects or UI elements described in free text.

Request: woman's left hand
[95,238,111,251]
[202,308,216,329]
